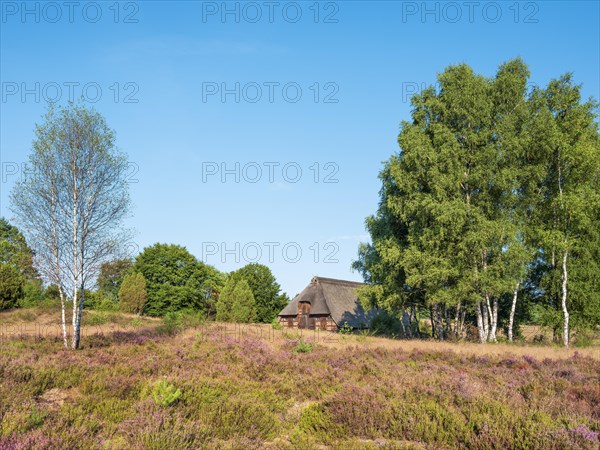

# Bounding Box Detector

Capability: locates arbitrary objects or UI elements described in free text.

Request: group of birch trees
[354,59,600,346]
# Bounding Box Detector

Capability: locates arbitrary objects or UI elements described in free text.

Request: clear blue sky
[1,1,599,297]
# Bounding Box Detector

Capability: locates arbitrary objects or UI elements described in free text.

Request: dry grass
[1,307,597,360]
[185,322,600,360]
[0,307,161,340]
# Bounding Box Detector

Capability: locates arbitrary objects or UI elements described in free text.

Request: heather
[0,324,598,449]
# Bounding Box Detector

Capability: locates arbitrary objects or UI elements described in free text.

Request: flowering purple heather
[570,425,600,442]
[0,328,598,449]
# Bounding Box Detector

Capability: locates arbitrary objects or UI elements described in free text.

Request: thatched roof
[278,276,378,328]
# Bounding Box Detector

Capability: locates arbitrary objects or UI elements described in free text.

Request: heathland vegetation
[0,313,598,449]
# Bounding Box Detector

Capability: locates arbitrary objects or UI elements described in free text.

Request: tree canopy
[0,217,38,281]
[216,273,257,323]
[354,59,600,346]
[132,243,224,316]
[231,263,289,323]
[97,259,134,302]
[119,272,148,314]
[0,218,40,309]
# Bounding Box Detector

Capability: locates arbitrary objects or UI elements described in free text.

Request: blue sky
[1,1,599,296]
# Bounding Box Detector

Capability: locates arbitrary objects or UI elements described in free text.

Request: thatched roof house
[278,276,378,331]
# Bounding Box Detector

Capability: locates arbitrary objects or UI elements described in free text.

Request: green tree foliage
[0,217,38,280]
[0,218,42,308]
[118,272,148,314]
[525,75,600,345]
[132,243,224,316]
[19,279,46,308]
[98,259,133,302]
[231,263,288,322]
[216,273,257,323]
[355,59,600,345]
[0,262,24,310]
[45,284,61,301]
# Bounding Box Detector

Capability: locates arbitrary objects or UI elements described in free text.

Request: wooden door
[298,302,311,329]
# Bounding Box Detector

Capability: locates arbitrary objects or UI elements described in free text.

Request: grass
[0,312,598,449]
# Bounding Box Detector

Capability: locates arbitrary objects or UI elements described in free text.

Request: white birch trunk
[482,297,490,341]
[557,153,569,348]
[476,302,486,343]
[489,297,498,342]
[561,250,569,347]
[73,286,85,349]
[58,287,68,348]
[71,166,79,350]
[508,282,520,342]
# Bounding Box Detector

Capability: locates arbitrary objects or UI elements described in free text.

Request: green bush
[271,318,283,330]
[84,311,110,326]
[230,263,289,323]
[150,378,182,407]
[28,405,46,428]
[17,280,45,308]
[179,308,205,328]
[295,341,313,353]
[338,322,353,335]
[93,296,120,312]
[370,311,403,336]
[573,330,598,347]
[159,311,184,335]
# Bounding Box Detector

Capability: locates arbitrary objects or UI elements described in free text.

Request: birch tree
[526,76,600,347]
[355,59,534,343]
[10,103,132,349]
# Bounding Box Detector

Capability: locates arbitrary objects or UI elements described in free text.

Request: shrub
[150,378,182,407]
[295,341,313,353]
[338,322,353,335]
[179,308,205,328]
[28,405,46,429]
[159,311,184,335]
[327,384,392,438]
[17,280,45,308]
[271,318,283,330]
[84,311,110,326]
[298,403,335,435]
[573,330,598,347]
[370,311,403,336]
[97,297,120,312]
[118,272,147,314]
